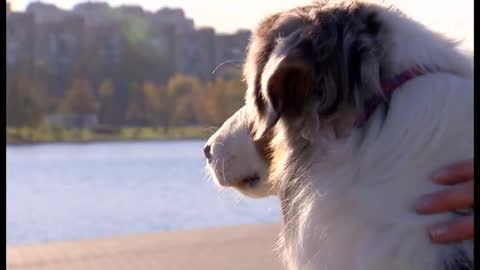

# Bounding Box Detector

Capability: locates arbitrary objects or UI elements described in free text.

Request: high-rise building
[6,2,251,86]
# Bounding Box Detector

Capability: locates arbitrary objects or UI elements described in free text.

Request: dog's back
[283,73,473,270]
[371,73,473,268]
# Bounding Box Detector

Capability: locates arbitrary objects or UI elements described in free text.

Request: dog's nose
[203,144,212,160]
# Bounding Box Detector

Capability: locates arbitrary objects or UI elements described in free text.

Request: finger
[428,215,474,243]
[415,182,473,214]
[432,160,474,185]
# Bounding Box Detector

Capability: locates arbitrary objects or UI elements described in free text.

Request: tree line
[6,56,246,130]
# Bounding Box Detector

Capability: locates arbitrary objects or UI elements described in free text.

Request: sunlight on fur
[204,1,473,269]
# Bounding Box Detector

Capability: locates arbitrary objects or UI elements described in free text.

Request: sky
[8,0,473,49]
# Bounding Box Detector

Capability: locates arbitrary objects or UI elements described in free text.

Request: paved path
[7,223,283,270]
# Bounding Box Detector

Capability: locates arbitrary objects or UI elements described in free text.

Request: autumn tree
[97,79,117,125]
[224,77,246,116]
[125,81,168,126]
[59,79,98,116]
[165,74,205,127]
[125,82,145,125]
[204,78,228,125]
[142,81,164,127]
[204,73,245,125]
[6,75,45,127]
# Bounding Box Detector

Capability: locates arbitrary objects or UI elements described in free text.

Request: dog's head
[204,106,276,198]
[204,1,390,198]
[244,1,386,143]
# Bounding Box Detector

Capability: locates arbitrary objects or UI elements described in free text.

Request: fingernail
[415,195,434,211]
[432,169,449,182]
[428,223,449,239]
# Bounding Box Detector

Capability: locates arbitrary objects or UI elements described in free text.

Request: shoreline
[7,126,215,146]
[7,223,282,270]
[7,137,209,146]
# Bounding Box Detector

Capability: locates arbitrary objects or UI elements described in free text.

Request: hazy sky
[9,0,473,49]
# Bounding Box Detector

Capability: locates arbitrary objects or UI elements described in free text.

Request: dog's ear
[256,47,314,138]
[251,8,384,138]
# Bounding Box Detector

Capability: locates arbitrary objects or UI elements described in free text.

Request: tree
[165,74,205,127]
[59,79,98,115]
[6,76,45,127]
[204,78,228,125]
[97,79,117,125]
[203,75,245,125]
[142,81,164,127]
[125,81,166,126]
[125,82,145,125]
[224,77,246,116]
[98,79,114,98]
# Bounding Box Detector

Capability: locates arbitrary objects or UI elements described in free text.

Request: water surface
[7,141,281,246]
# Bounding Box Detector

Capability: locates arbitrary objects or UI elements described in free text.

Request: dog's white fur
[205,1,473,269]
[205,106,273,198]
[275,75,473,270]
[270,3,473,269]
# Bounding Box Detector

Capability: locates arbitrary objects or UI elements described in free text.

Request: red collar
[354,66,433,127]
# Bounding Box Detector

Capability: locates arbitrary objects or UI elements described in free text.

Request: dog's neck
[354,65,434,127]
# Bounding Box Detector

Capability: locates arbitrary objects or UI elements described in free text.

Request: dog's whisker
[211,59,244,75]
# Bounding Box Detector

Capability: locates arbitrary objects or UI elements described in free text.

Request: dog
[204,1,473,269]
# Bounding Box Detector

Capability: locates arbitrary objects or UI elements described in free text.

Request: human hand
[415,160,474,243]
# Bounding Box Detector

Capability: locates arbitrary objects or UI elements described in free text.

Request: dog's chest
[280,179,465,270]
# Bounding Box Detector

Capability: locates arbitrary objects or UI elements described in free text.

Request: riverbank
[7,126,215,145]
[7,223,282,270]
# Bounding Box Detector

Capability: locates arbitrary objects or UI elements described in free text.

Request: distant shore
[7,223,282,270]
[6,126,215,145]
